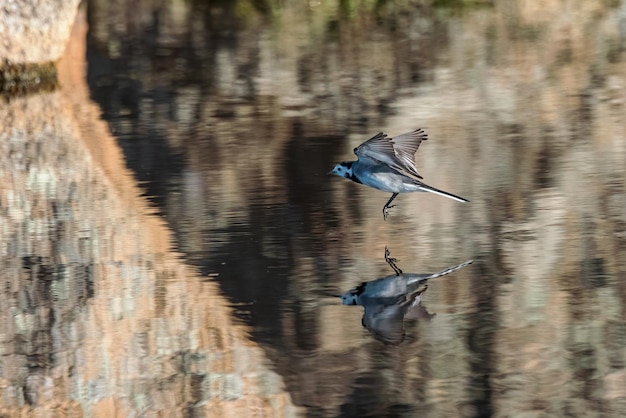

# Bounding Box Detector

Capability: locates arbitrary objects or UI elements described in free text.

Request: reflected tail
[427,259,474,280]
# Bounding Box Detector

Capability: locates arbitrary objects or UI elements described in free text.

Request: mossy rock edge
[0,61,59,97]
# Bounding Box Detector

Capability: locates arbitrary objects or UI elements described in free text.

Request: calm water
[2,0,626,416]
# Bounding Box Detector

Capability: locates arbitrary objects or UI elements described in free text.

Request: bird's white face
[331,162,353,178]
[341,292,358,305]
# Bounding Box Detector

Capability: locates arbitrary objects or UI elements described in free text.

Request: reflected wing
[353,129,427,179]
[404,300,436,321]
[362,304,406,345]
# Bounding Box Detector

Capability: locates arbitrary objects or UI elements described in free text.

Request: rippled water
[2,0,626,416]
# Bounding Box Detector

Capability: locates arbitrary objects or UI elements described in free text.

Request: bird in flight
[330,129,469,220]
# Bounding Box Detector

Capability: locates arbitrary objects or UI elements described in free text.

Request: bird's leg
[384,246,402,276]
[382,193,399,221]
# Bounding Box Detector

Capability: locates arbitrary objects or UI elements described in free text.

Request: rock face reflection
[339,248,473,345]
[0,10,299,417]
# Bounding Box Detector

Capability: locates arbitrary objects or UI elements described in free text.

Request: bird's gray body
[351,156,427,194]
[342,272,432,305]
[341,259,474,306]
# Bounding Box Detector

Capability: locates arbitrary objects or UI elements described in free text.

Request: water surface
[86,1,626,416]
[2,1,626,416]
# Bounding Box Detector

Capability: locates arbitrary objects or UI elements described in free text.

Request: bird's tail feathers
[403,259,473,286]
[420,183,469,203]
[427,259,474,280]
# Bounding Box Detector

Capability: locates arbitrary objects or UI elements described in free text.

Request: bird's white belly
[358,170,423,193]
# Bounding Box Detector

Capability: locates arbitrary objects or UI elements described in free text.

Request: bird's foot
[384,246,403,276]
[382,205,396,221]
[384,247,396,263]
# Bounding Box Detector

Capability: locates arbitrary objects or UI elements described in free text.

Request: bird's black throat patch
[353,282,367,296]
[349,172,362,184]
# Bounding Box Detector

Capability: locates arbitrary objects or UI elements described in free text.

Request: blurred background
[2,0,626,416]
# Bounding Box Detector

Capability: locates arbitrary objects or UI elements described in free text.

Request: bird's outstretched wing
[353,129,428,179]
[362,304,406,345]
[390,129,428,176]
[361,287,431,345]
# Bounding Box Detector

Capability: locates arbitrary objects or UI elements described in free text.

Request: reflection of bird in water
[330,129,469,220]
[340,248,473,345]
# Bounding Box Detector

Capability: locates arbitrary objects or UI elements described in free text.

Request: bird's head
[340,290,359,305]
[330,161,353,178]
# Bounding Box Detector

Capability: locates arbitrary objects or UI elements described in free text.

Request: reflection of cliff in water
[86,1,626,417]
[0,10,299,417]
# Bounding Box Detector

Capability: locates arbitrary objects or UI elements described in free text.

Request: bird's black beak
[316,289,342,298]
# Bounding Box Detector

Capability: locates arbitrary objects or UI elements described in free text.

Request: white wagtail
[330,129,469,220]
[340,248,473,345]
